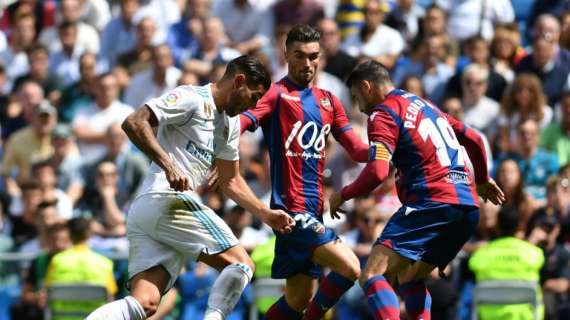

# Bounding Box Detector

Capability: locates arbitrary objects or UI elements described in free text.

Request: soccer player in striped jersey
[330,60,505,320]
[86,56,295,320]
[240,25,370,319]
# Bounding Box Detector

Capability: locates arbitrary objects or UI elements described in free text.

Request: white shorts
[126,192,239,290]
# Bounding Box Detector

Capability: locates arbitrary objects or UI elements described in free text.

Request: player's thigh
[397,260,436,284]
[360,244,410,287]
[198,244,254,272]
[284,273,319,311]
[130,265,171,312]
[312,239,361,280]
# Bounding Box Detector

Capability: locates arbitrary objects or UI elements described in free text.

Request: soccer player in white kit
[87,56,295,320]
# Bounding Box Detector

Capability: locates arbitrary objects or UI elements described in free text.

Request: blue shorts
[272,212,338,279]
[377,202,479,269]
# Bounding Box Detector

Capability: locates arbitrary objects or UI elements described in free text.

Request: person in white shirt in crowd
[212,0,274,54]
[124,44,181,109]
[461,63,500,134]
[385,0,426,48]
[435,0,514,42]
[72,72,134,164]
[48,124,84,206]
[0,14,36,91]
[30,160,74,221]
[78,0,111,32]
[342,0,405,70]
[100,0,141,69]
[48,22,85,87]
[39,0,100,54]
[136,0,181,44]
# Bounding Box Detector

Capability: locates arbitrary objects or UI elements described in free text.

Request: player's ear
[233,73,246,89]
[360,80,372,94]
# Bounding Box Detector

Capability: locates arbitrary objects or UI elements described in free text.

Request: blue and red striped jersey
[241,78,353,215]
[369,89,480,207]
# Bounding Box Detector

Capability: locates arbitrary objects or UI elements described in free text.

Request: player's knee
[340,258,361,281]
[132,292,161,317]
[234,254,255,275]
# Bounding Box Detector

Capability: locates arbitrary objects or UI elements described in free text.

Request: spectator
[435,0,515,42]
[342,0,405,70]
[496,73,552,153]
[515,14,570,107]
[469,205,545,320]
[115,16,157,78]
[527,215,570,320]
[38,0,100,54]
[1,80,45,140]
[85,123,147,206]
[223,205,269,253]
[540,91,570,166]
[561,10,570,51]
[400,74,426,98]
[495,158,537,231]
[497,119,559,205]
[314,54,351,108]
[9,181,44,248]
[335,0,365,39]
[78,161,127,237]
[273,0,325,29]
[72,72,133,164]
[385,0,426,48]
[10,222,70,320]
[490,23,527,83]
[19,199,66,254]
[166,0,208,67]
[48,123,84,205]
[445,36,508,103]
[316,18,357,82]
[49,21,87,87]
[57,52,97,123]
[0,0,56,38]
[45,217,118,298]
[212,0,274,55]
[0,14,36,89]
[124,44,181,108]
[99,0,141,68]
[460,63,500,133]
[13,44,65,105]
[135,0,181,44]
[1,100,56,196]
[544,176,570,245]
[392,34,454,104]
[182,17,240,81]
[30,160,73,220]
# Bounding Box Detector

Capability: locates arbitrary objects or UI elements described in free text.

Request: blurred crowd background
[1,0,570,319]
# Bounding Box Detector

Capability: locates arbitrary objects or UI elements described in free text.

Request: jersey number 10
[418,117,465,167]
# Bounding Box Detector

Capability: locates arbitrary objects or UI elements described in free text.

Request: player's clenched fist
[165,164,191,191]
[263,209,296,234]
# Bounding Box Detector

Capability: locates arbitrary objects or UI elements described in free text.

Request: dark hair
[285,24,321,49]
[47,221,68,236]
[497,205,520,237]
[223,55,272,90]
[346,60,392,87]
[68,217,92,244]
[31,159,54,175]
[26,43,49,57]
[20,180,41,192]
[58,21,77,32]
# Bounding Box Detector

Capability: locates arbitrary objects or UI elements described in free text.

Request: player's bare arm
[122,105,191,191]
[215,158,295,233]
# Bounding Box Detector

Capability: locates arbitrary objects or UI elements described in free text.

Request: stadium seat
[44,284,108,320]
[471,280,540,320]
[248,278,286,320]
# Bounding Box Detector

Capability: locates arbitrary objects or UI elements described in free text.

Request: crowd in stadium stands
[0,0,570,319]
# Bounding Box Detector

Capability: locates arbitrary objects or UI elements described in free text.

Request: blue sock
[362,275,400,319]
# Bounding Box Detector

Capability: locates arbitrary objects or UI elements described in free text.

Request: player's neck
[210,82,227,113]
[286,74,312,89]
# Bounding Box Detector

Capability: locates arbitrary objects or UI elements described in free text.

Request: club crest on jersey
[164,92,180,105]
[320,98,332,111]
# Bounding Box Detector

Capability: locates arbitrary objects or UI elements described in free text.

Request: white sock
[86,296,146,320]
[204,263,253,320]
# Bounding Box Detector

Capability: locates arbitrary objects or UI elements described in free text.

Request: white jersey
[138,84,240,194]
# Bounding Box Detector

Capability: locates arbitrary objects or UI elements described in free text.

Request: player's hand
[329,192,346,219]
[165,163,192,192]
[207,164,220,191]
[477,178,506,205]
[263,209,296,234]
